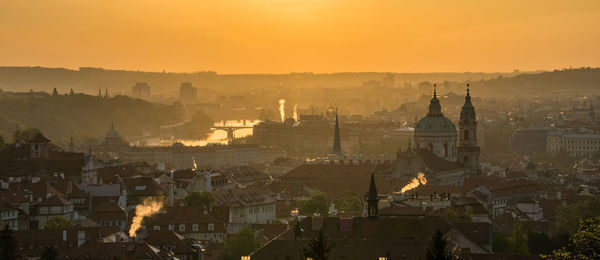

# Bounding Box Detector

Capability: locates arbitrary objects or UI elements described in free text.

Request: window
[427,143,433,152]
[168,224,174,230]
[179,224,185,232]
[193,224,198,231]
[464,129,469,140]
[443,143,448,158]
[208,223,214,231]
[153,225,160,231]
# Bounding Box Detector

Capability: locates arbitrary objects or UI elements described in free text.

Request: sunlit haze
[1,0,599,73]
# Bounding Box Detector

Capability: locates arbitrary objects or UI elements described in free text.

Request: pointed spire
[332,110,342,156]
[366,172,379,219]
[433,83,437,98]
[105,88,108,98]
[368,172,377,199]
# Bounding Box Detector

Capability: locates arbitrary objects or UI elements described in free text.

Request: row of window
[151,223,215,232]
[248,204,275,215]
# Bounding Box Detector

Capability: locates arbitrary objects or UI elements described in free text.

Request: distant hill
[0,92,184,144]
[473,67,600,96]
[0,66,534,97]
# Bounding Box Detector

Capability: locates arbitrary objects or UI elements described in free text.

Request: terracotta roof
[145,230,197,255]
[38,195,71,206]
[63,242,165,259]
[415,149,464,172]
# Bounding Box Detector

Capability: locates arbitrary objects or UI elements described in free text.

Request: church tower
[457,84,480,171]
[365,172,379,219]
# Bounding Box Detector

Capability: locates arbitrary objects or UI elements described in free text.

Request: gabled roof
[38,195,71,206]
[30,133,50,143]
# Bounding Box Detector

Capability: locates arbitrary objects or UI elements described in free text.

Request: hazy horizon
[1,0,599,74]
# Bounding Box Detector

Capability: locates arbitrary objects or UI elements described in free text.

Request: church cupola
[428,84,443,116]
[366,172,379,219]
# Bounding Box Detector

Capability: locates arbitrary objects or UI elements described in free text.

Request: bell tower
[457,84,480,171]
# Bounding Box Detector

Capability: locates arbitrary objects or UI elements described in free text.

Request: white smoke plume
[400,172,427,193]
[278,99,286,122]
[293,104,298,121]
[129,197,164,237]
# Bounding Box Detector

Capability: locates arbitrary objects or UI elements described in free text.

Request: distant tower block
[132,82,151,97]
[179,82,198,103]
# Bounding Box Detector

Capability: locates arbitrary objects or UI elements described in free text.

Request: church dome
[415,116,456,133]
[105,124,121,138]
[415,88,456,133]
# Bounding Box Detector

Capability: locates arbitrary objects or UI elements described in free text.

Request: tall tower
[457,84,480,171]
[365,172,379,219]
[332,111,342,156]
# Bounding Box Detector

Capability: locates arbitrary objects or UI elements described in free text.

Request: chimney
[205,171,212,192]
[77,230,85,247]
[168,183,174,207]
[62,230,67,242]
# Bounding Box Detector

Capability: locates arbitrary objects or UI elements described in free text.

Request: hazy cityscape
[1,1,600,260]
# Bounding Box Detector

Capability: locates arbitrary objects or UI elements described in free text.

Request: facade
[414,87,458,162]
[547,130,600,157]
[213,188,276,224]
[31,195,74,229]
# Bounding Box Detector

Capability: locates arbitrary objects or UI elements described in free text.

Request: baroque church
[392,84,480,187]
[413,84,480,171]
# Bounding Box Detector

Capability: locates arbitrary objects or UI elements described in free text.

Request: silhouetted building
[132,82,150,97]
[179,82,197,103]
[0,133,84,176]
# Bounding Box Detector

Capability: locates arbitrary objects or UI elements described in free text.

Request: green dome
[415,115,457,133]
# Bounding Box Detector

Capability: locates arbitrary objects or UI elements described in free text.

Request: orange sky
[1,0,599,74]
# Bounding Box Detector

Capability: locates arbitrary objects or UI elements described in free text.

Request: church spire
[333,110,342,156]
[366,172,379,219]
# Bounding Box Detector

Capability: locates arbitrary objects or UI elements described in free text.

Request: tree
[218,228,261,260]
[508,222,529,254]
[552,199,600,236]
[542,217,600,259]
[492,231,511,253]
[52,88,58,96]
[44,216,74,230]
[301,231,334,260]
[298,192,329,216]
[334,192,363,213]
[41,246,58,260]
[426,230,454,260]
[0,225,17,260]
[184,191,215,209]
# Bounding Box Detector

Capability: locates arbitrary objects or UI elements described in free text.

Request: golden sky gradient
[1,0,599,74]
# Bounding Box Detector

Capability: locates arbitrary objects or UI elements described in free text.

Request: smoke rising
[129,197,164,237]
[278,99,286,122]
[400,172,427,193]
[293,104,298,121]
